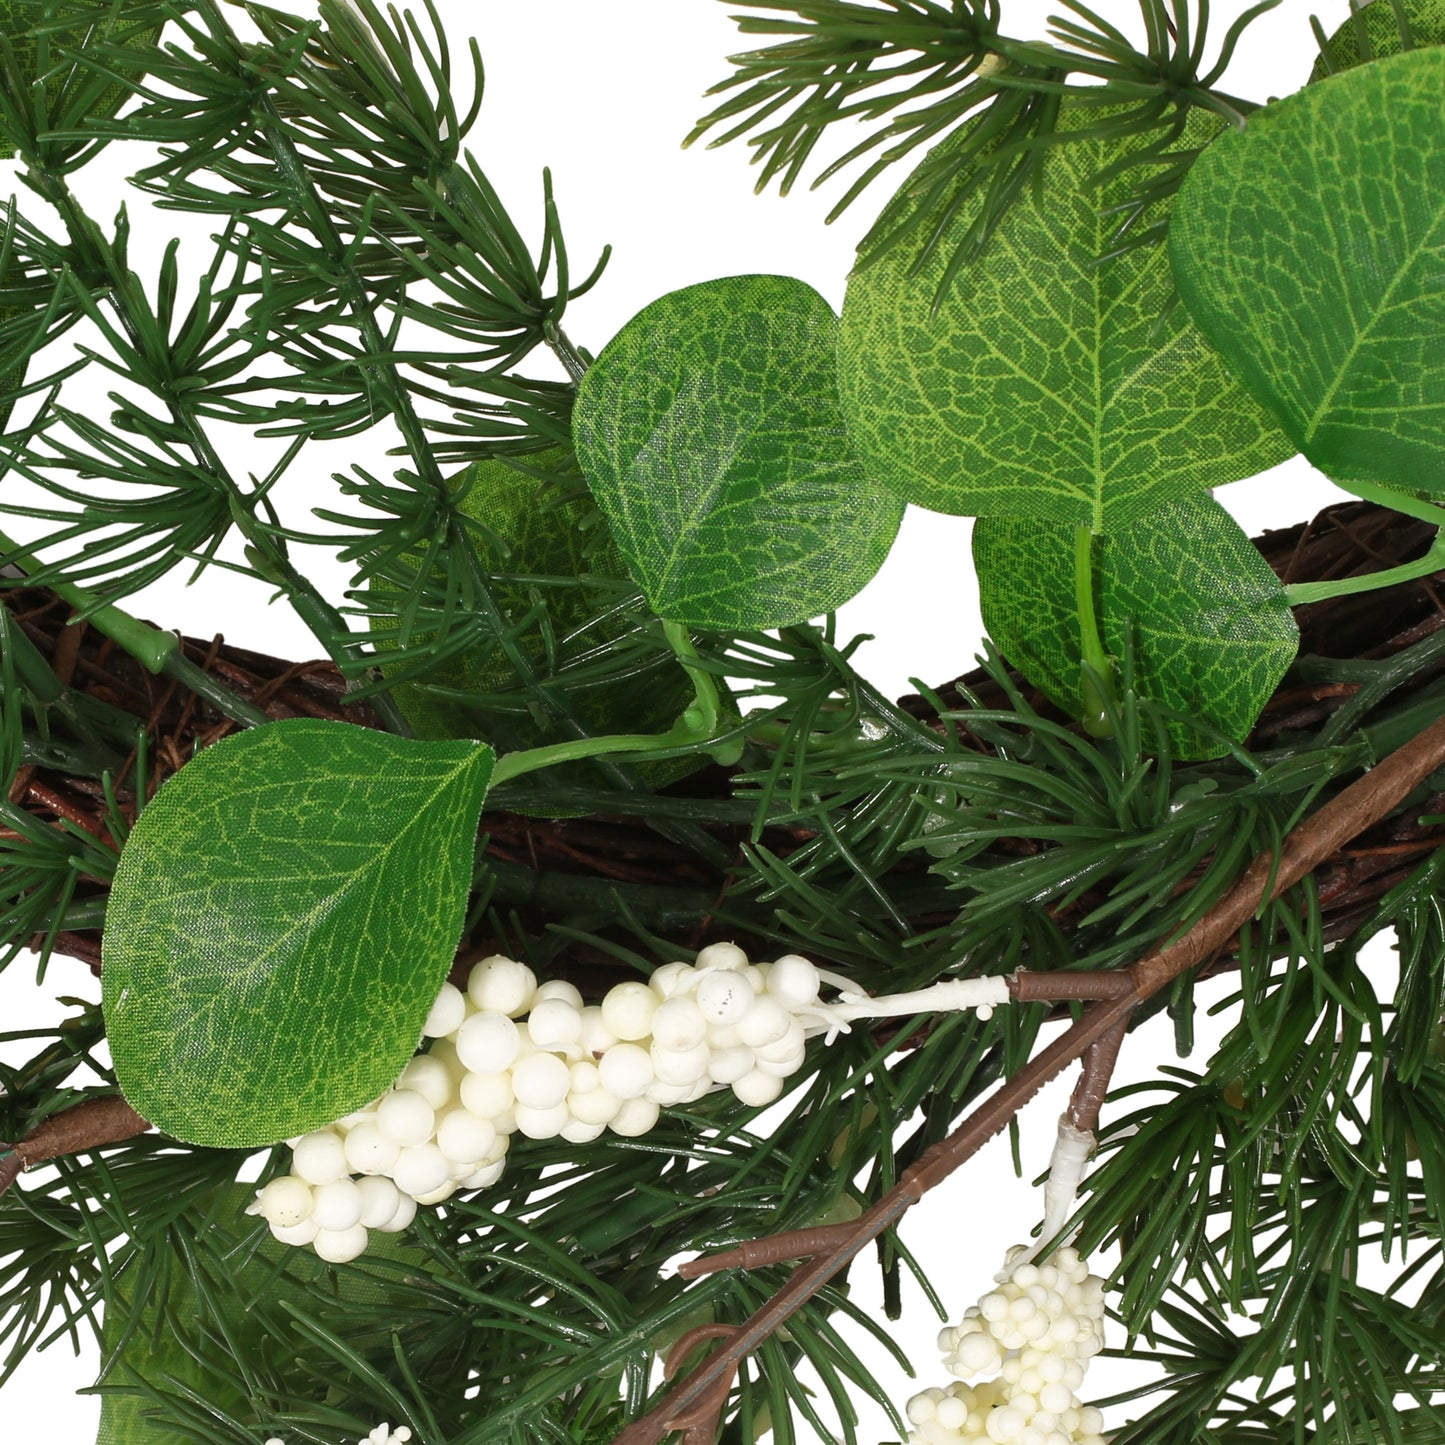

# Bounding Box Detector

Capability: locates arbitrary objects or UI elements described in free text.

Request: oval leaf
[974,496,1298,759]
[572,273,904,629]
[102,720,493,1147]
[838,104,1294,527]
[1171,50,1445,494]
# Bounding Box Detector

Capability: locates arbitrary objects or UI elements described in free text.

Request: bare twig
[0,1094,151,1198]
[616,714,1445,1445]
[1068,1019,1129,1135]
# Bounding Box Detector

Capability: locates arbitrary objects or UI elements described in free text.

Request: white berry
[398,1054,453,1109]
[737,998,791,1048]
[695,969,756,1025]
[456,1010,521,1075]
[423,982,467,1038]
[391,1143,449,1199]
[376,1090,436,1148]
[312,1224,369,1264]
[344,1123,401,1177]
[600,981,657,1041]
[511,1051,571,1111]
[459,1069,514,1118]
[312,1178,365,1232]
[257,1175,314,1228]
[608,1096,661,1137]
[534,979,584,1007]
[527,997,583,1049]
[598,1042,654,1100]
[467,955,537,1016]
[694,942,749,971]
[356,1176,403,1229]
[291,1131,349,1186]
[377,1193,418,1234]
[651,996,707,1051]
[766,954,820,1008]
[436,1107,497,1165]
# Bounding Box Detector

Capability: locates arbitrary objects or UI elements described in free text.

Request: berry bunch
[251,943,832,1259]
[265,1426,411,1445]
[906,1246,1108,1445]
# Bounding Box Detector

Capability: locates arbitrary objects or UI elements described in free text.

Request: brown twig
[1068,1018,1129,1135]
[616,712,1445,1445]
[0,1094,151,1198]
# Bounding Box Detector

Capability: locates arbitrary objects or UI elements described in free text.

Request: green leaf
[837,103,1294,528]
[101,720,493,1147]
[974,495,1298,758]
[572,273,904,630]
[1309,0,1445,81]
[96,1184,430,1445]
[1171,49,1445,496]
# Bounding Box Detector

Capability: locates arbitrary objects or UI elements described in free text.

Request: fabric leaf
[838,103,1293,528]
[102,720,493,1147]
[974,497,1298,759]
[1308,0,1445,81]
[1171,49,1445,496]
[573,273,903,630]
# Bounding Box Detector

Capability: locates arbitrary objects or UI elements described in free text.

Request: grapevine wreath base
[2,497,1440,990]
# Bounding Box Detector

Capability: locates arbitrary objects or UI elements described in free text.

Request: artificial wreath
[2,1,1445,1443]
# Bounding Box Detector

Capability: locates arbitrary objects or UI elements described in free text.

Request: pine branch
[619,705,1445,1444]
[689,0,1278,285]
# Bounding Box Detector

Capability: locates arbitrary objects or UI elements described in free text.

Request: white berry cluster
[906,1246,1108,1445]
[251,943,829,1260]
[265,1426,410,1445]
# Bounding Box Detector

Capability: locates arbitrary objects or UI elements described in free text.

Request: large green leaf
[837,104,1294,527]
[96,1184,429,1445]
[102,720,493,1147]
[572,273,904,630]
[974,495,1298,759]
[1309,0,1445,81]
[1170,49,1445,495]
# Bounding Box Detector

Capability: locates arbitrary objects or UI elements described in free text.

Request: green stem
[0,529,273,728]
[0,527,177,674]
[1336,477,1445,530]
[1074,523,1116,738]
[543,320,589,384]
[1285,529,1445,605]
[490,621,733,787]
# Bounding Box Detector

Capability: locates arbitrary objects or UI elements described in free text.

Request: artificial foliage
[0,2,1443,1444]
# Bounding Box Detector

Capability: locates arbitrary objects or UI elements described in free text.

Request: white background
[0,2,1379,1441]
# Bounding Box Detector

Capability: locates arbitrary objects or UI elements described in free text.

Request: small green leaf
[1309,0,1445,81]
[974,496,1298,759]
[102,720,493,1147]
[838,103,1293,528]
[572,273,903,629]
[1171,49,1445,496]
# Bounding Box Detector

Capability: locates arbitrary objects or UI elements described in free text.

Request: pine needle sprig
[690,0,1279,296]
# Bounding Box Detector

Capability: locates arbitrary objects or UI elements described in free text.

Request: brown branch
[1067,1018,1129,1136]
[0,1095,151,1198]
[616,713,1445,1445]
